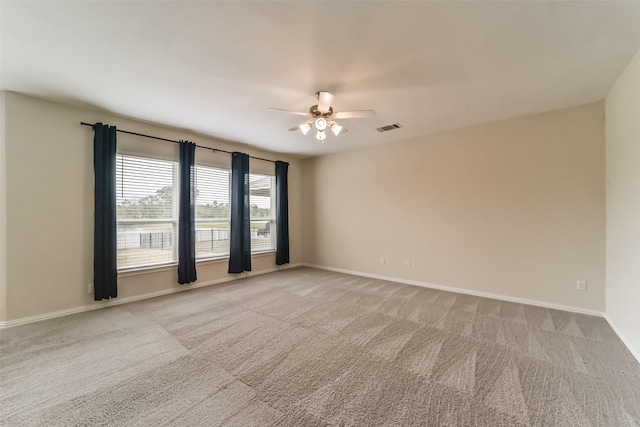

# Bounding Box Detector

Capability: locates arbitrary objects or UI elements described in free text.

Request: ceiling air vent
[376,123,402,132]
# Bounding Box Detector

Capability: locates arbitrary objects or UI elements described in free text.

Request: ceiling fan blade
[267,108,311,117]
[316,92,334,114]
[332,110,376,119]
[288,126,299,131]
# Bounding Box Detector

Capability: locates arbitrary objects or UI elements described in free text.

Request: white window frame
[195,164,232,261]
[116,153,179,272]
[115,156,278,272]
[249,173,277,253]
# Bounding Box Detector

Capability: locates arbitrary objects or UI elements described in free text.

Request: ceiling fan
[268,92,375,142]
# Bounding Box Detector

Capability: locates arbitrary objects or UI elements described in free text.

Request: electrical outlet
[379,257,385,265]
[404,260,411,268]
[576,280,587,291]
[88,283,93,295]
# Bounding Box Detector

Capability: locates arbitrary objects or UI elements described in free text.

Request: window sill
[195,255,228,265]
[117,250,277,277]
[252,249,277,256]
[118,263,178,278]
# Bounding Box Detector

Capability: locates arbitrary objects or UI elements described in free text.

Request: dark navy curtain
[275,161,290,265]
[178,141,197,284]
[93,123,118,300]
[228,152,251,273]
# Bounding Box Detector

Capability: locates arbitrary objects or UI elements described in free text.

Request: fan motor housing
[309,105,333,117]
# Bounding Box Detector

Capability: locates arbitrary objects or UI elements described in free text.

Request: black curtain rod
[80,122,284,164]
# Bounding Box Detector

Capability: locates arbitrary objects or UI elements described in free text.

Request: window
[116,154,178,270]
[250,173,276,252]
[195,165,231,259]
[115,155,276,270]
[195,168,276,258]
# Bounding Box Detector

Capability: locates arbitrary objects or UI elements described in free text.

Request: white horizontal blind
[116,154,178,270]
[195,165,231,259]
[250,173,276,252]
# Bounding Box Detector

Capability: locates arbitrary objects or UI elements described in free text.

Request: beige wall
[1,91,302,322]
[303,102,605,312]
[605,48,640,358]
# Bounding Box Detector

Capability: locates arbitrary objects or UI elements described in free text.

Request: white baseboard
[302,263,604,317]
[0,263,301,329]
[603,314,640,365]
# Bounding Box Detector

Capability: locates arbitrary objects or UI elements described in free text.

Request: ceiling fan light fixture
[299,122,311,135]
[330,123,343,136]
[269,91,375,143]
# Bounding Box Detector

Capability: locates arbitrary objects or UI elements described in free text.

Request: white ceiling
[2,1,640,157]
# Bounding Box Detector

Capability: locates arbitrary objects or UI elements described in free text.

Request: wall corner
[0,91,8,323]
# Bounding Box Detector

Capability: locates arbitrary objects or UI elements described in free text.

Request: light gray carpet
[1,267,639,426]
